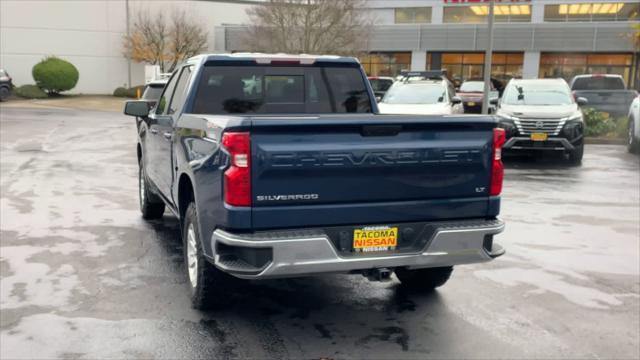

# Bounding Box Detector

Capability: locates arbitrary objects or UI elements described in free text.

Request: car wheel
[395,266,453,291]
[139,159,165,219]
[628,119,639,154]
[567,143,584,166]
[0,87,9,101]
[183,203,235,310]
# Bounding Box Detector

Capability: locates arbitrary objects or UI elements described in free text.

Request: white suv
[377,72,463,115]
[628,95,640,153]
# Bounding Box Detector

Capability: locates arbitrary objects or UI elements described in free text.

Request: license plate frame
[353,226,398,253]
[530,133,548,141]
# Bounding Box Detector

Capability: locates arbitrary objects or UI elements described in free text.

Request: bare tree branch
[123,7,208,73]
[243,0,372,56]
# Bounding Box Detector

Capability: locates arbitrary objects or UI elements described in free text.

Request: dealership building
[219,0,640,89]
[1,0,638,93]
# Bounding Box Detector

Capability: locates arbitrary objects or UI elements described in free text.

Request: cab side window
[168,66,193,115]
[155,72,178,115]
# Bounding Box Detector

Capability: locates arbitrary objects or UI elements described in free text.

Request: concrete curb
[585,138,627,145]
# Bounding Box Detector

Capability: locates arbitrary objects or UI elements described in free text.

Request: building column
[523,51,541,79]
[411,50,427,71]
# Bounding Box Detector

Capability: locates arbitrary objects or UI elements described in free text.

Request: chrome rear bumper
[209,219,505,279]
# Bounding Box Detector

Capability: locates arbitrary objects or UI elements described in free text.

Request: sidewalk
[0,95,126,113]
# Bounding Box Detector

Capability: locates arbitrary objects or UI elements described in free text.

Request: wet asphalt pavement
[0,106,639,359]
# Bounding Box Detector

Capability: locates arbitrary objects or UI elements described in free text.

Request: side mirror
[576,97,588,106]
[375,95,382,103]
[124,100,150,117]
[451,96,462,105]
[490,98,499,106]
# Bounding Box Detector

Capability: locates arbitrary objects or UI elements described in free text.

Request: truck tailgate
[248,115,497,229]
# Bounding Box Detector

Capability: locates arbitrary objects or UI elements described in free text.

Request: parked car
[0,69,13,101]
[142,78,168,107]
[123,53,505,309]
[569,74,638,118]
[378,71,463,115]
[628,95,640,153]
[457,80,499,114]
[494,78,587,165]
[367,76,394,100]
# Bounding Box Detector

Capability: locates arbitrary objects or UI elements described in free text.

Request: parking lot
[1,106,639,359]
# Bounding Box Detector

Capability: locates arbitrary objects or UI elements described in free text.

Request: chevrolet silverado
[123,53,506,309]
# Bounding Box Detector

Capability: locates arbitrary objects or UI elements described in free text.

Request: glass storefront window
[438,52,524,87]
[443,5,531,23]
[539,53,635,85]
[359,53,411,77]
[544,3,640,22]
[395,7,432,24]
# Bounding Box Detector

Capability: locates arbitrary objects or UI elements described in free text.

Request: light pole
[126,0,132,88]
[481,0,495,115]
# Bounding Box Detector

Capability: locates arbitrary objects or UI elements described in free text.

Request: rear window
[192,65,372,114]
[459,81,485,92]
[382,83,446,105]
[572,76,625,90]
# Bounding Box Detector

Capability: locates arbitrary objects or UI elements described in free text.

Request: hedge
[113,85,144,98]
[14,84,48,99]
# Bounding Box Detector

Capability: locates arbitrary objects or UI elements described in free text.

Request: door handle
[150,129,158,134]
[163,132,173,141]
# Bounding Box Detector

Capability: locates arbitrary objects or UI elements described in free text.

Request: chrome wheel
[139,167,145,208]
[187,223,198,288]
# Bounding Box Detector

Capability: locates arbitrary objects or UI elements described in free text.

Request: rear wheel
[139,159,165,219]
[628,120,639,154]
[395,266,453,291]
[183,203,235,310]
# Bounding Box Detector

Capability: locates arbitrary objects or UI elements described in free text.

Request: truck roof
[188,53,359,65]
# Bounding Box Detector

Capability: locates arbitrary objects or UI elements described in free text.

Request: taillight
[222,132,251,206]
[490,128,506,196]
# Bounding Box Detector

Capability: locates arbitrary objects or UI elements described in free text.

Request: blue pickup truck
[124,53,506,309]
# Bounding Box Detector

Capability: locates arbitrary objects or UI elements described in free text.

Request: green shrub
[583,108,616,137]
[113,85,144,98]
[32,56,79,95]
[113,87,128,97]
[14,84,48,99]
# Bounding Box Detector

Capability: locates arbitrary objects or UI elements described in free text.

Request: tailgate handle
[361,125,402,137]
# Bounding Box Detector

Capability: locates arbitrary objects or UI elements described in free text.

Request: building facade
[0,0,255,94]
[220,0,640,89]
[1,0,638,93]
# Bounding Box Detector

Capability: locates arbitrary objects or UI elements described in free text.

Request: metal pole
[481,0,495,115]
[126,0,132,88]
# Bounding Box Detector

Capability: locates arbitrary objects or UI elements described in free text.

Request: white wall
[0,0,252,94]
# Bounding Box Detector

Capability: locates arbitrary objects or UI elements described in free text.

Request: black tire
[183,203,235,310]
[0,87,9,101]
[395,266,453,291]
[139,159,165,219]
[628,120,639,154]
[567,143,584,166]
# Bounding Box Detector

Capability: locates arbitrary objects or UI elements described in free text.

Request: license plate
[353,226,398,253]
[467,102,476,106]
[530,133,548,141]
